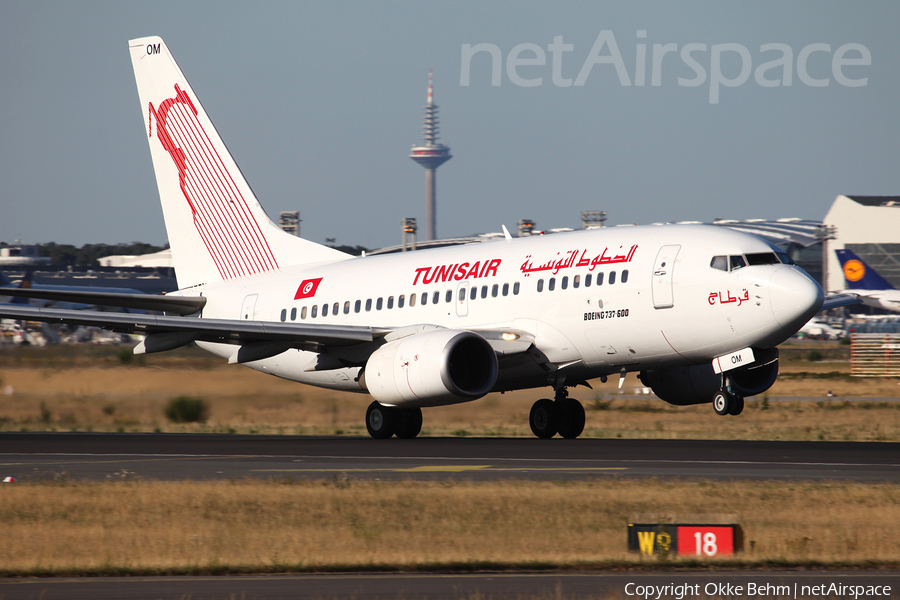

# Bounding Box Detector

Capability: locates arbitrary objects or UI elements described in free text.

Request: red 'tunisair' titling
[412,259,502,285]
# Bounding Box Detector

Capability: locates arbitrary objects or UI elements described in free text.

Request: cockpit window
[729,255,746,271]
[775,252,794,265]
[745,252,780,266]
[710,256,728,271]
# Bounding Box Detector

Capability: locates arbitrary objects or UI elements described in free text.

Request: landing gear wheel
[557,398,585,439]
[727,394,744,416]
[394,407,423,439]
[366,401,396,439]
[530,398,559,439]
[713,393,730,416]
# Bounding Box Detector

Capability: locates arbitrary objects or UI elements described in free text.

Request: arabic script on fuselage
[708,289,750,306]
[519,245,637,277]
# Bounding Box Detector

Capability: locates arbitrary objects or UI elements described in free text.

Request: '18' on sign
[677,526,735,557]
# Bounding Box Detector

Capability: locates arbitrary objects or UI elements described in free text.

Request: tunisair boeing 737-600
[0,37,859,439]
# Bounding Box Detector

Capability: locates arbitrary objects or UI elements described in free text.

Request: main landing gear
[713,376,744,416]
[366,401,423,439]
[529,388,586,439]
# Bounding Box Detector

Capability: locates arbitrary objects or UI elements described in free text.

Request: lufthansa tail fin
[128,37,348,289]
[835,249,895,290]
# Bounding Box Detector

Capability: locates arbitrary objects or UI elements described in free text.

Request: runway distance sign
[627,523,743,557]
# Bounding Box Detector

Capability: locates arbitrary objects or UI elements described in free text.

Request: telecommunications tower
[409,69,451,241]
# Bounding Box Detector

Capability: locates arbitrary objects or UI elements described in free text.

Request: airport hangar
[822,195,900,293]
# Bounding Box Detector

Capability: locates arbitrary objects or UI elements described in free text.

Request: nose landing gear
[713,376,744,416]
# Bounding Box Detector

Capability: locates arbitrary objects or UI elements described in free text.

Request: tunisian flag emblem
[294,278,323,300]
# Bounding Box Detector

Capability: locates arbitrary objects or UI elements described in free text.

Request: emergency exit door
[652,245,680,309]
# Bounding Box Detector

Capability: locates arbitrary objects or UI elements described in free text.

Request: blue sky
[1,1,898,250]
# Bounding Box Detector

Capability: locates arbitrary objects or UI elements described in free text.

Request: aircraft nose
[769,267,824,331]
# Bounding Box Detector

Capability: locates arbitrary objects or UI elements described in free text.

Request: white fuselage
[844,288,900,313]
[178,224,822,403]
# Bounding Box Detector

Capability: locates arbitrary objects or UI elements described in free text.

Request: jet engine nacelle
[361,329,498,407]
[640,349,779,406]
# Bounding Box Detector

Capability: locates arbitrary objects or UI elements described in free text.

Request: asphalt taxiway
[0,433,897,482]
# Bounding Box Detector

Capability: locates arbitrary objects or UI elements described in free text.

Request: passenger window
[481,285,488,299]
[291,307,297,321]
[399,295,405,308]
[311,305,318,318]
[410,293,416,307]
[333,302,339,315]
[446,289,453,303]
[596,273,604,286]
[301,306,307,319]
[548,278,556,291]
[609,271,617,285]
[433,291,440,304]
[492,284,499,297]
[343,301,350,314]
[422,292,428,305]
[729,255,746,271]
[354,300,361,313]
[377,297,383,310]
[513,282,520,295]
[621,270,629,283]
[387,296,394,309]
[710,255,728,271]
[585,274,592,287]
[470,287,477,300]
[458,288,466,302]
[322,304,329,317]
[365,299,372,312]
[573,275,580,289]
[537,279,544,292]
[502,283,509,296]
[561,276,568,290]
[280,309,286,322]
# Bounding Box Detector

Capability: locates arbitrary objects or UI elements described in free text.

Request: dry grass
[0,479,897,575]
[0,342,897,440]
[0,366,897,440]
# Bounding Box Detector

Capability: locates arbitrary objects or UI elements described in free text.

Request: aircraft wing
[821,293,862,311]
[0,288,204,315]
[0,304,385,351]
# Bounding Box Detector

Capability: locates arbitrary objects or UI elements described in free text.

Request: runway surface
[0,571,897,600]
[0,433,897,481]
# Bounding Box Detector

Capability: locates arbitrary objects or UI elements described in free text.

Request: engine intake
[361,329,498,407]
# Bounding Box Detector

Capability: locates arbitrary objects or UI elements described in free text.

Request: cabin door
[651,245,680,309]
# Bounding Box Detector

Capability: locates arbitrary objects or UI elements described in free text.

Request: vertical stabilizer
[836,249,895,290]
[128,37,348,289]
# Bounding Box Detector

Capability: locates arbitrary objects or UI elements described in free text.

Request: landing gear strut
[529,388,586,439]
[366,401,423,439]
[713,376,744,416]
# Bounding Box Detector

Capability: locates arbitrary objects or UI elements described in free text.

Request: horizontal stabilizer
[0,288,206,315]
